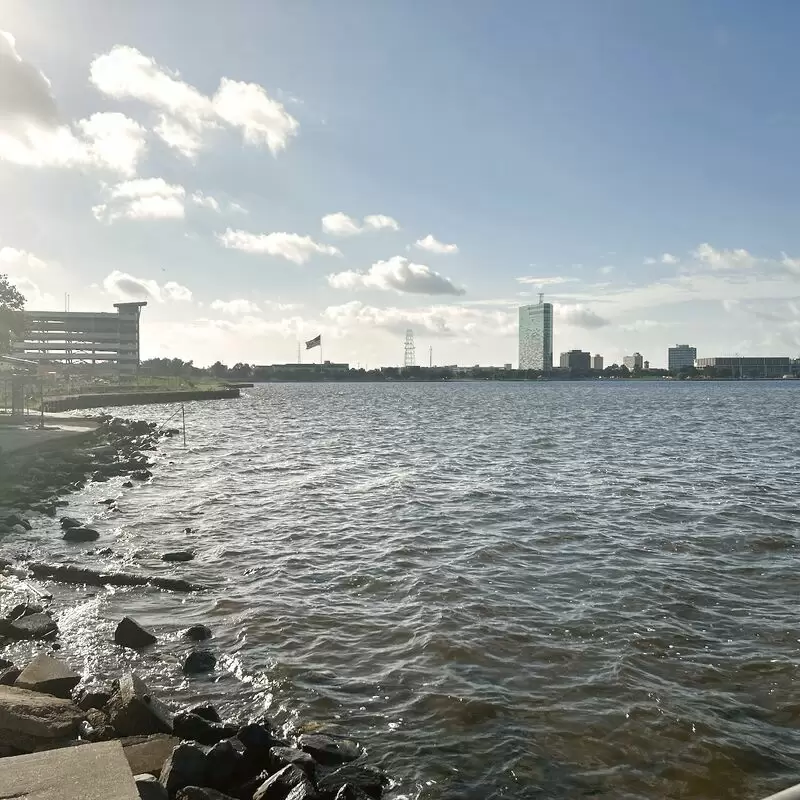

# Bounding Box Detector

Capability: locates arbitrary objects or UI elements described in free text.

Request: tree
[0,274,25,355]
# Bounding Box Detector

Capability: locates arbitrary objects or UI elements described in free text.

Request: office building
[623,352,644,371]
[695,356,791,379]
[12,302,146,374]
[519,295,553,371]
[668,344,697,372]
[592,354,604,371]
[559,350,591,371]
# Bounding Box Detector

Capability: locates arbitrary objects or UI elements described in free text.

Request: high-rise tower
[518,295,553,370]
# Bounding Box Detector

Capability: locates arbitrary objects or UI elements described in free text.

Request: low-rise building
[559,350,591,371]
[695,356,791,378]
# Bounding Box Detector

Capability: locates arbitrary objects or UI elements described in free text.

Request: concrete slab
[121,733,181,777]
[0,684,83,750]
[0,739,139,800]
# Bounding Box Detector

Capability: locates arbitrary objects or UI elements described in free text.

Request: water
[5,381,800,799]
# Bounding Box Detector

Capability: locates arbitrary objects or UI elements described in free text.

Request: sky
[1,1,800,368]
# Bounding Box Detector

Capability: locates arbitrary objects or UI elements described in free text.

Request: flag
[305,334,321,350]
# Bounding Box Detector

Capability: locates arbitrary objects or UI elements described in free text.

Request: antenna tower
[404,329,416,367]
[538,292,544,305]
[429,345,433,368]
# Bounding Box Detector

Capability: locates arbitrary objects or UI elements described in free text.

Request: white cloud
[0,30,58,125]
[643,257,657,265]
[516,276,577,286]
[599,265,615,275]
[229,201,248,214]
[328,256,464,296]
[94,177,186,222]
[661,253,679,265]
[191,191,220,212]
[556,304,610,329]
[89,45,298,156]
[0,246,47,270]
[692,243,757,271]
[102,270,191,302]
[414,234,459,255]
[211,298,261,314]
[321,212,400,236]
[7,276,55,308]
[217,228,340,264]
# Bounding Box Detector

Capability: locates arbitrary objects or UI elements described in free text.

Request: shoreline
[42,388,240,413]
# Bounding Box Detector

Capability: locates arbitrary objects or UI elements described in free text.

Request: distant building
[559,350,591,371]
[643,360,650,370]
[592,354,604,371]
[257,361,349,375]
[503,363,512,370]
[695,356,791,379]
[12,302,146,375]
[623,352,644,371]
[518,295,553,371]
[668,344,697,372]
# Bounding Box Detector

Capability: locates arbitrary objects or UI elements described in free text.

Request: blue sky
[1,0,799,367]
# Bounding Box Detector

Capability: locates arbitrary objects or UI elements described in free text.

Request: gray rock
[7,612,58,641]
[115,617,157,649]
[187,703,220,723]
[123,481,134,488]
[0,666,21,686]
[122,734,181,778]
[317,764,389,799]
[162,551,194,562]
[5,602,44,621]
[176,788,238,800]
[182,651,216,674]
[205,738,244,791]
[285,783,317,800]
[269,746,317,777]
[333,786,373,800]
[172,711,236,746]
[0,684,83,752]
[297,734,362,767]
[253,765,312,800]
[184,625,212,641]
[136,773,169,800]
[63,527,100,542]
[60,516,83,529]
[14,653,81,699]
[159,742,208,797]
[106,674,174,737]
[74,686,113,712]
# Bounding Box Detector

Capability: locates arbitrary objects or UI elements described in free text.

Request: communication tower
[404,329,416,367]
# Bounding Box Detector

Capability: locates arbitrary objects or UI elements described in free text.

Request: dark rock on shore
[160,742,208,796]
[269,746,317,777]
[123,480,135,488]
[136,773,170,800]
[14,653,80,699]
[205,738,245,790]
[28,561,205,592]
[74,685,113,711]
[63,526,100,542]
[0,666,21,685]
[6,601,44,621]
[185,625,212,641]
[252,765,311,800]
[317,764,389,799]
[163,551,195,562]
[106,674,174,736]
[173,711,236,746]
[5,611,58,641]
[298,734,362,767]
[183,651,216,674]
[189,704,222,724]
[132,470,153,481]
[333,786,373,800]
[115,617,157,649]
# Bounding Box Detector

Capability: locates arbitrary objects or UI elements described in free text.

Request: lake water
[6,381,800,799]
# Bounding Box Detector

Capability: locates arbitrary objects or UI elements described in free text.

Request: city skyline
[1,3,800,369]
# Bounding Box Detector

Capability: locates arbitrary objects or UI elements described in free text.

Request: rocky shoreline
[0,416,389,800]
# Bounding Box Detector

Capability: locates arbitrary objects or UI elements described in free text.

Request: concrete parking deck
[0,414,99,456]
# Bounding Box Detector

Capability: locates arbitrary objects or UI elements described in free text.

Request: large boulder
[63,527,100,542]
[173,712,236,746]
[253,765,312,800]
[106,674,174,737]
[162,551,194,563]
[333,786,373,800]
[0,666,21,686]
[297,734,362,767]
[115,617,157,649]
[6,612,58,641]
[187,703,221,723]
[205,738,245,791]
[268,746,317,777]
[159,742,208,797]
[136,773,170,800]
[0,684,83,752]
[182,651,216,674]
[122,734,181,778]
[317,764,389,799]
[184,625,212,641]
[14,653,81,699]
[74,685,113,711]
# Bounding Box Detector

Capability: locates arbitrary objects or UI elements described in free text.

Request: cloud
[217,228,340,264]
[229,201,248,214]
[692,243,757,270]
[328,256,465,296]
[90,45,298,156]
[321,212,400,236]
[7,275,55,308]
[516,276,577,286]
[103,269,191,302]
[210,298,261,314]
[94,177,186,222]
[414,234,459,255]
[0,31,58,126]
[599,265,615,275]
[556,304,610,329]
[0,246,47,270]
[661,253,679,264]
[191,191,220,212]
[619,319,669,332]
[643,257,657,265]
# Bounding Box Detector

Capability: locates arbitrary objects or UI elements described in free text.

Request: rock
[132,470,152,481]
[14,653,80,699]
[205,738,245,790]
[92,472,110,483]
[268,746,317,778]
[5,513,31,530]
[0,684,83,752]
[317,765,389,799]
[182,651,216,674]
[63,527,100,542]
[100,498,117,505]
[177,789,238,800]
[188,703,221,724]
[28,562,204,593]
[333,786,373,800]
[285,783,317,800]
[122,734,181,778]
[173,712,236,746]
[162,551,195,562]
[115,617,157,649]
[123,481,134,488]
[80,711,117,742]
[106,674,174,737]
[0,666,21,686]
[253,765,312,800]
[5,601,44,621]
[184,625,212,641]
[136,773,170,800]
[7,612,58,641]
[159,742,208,797]
[297,734,362,767]
[74,686,112,711]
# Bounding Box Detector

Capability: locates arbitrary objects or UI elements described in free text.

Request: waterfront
[4,381,800,799]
